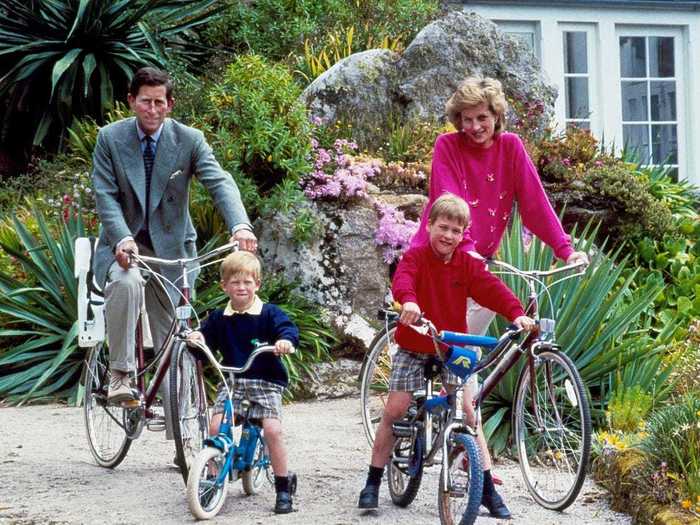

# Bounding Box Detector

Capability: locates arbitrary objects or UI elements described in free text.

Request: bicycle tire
[83,342,132,468]
[186,446,229,520]
[359,322,398,446]
[241,432,272,495]
[437,432,483,525]
[513,349,592,511]
[387,434,423,507]
[170,340,210,484]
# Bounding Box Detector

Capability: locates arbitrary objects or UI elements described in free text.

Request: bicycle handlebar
[486,259,586,278]
[187,339,296,375]
[131,241,239,268]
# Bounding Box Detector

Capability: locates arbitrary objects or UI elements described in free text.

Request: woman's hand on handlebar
[513,315,536,332]
[399,301,421,326]
[566,250,589,268]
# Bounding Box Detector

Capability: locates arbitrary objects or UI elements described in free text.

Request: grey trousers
[104,255,176,439]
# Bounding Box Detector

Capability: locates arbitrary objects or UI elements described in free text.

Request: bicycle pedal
[120,398,140,408]
[147,418,166,432]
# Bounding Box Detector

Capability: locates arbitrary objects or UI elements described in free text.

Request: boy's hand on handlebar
[513,315,536,332]
[399,302,421,326]
[566,251,589,268]
[230,229,258,253]
[274,339,294,355]
[115,239,138,269]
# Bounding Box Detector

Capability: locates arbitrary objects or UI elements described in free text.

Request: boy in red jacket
[358,193,534,517]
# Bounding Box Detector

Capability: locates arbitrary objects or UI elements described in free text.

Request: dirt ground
[0,397,631,525]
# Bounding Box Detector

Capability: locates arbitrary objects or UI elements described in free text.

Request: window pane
[566,121,590,131]
[507,32,535,51]
[566,77,590,118]
[651,124,678,164]
[650,81,677,121]
[564,32,588,74]
[649,37,674,77]
[621,81,648,121]
[620,36,646,77]
[623,124,650,162]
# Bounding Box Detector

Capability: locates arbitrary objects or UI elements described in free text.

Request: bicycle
[184,340,297,520]
[378,326,486,525]
[360,260,592,512]
[78,238,236,484]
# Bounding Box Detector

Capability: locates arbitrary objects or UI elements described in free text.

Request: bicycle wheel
[186,446,229,520]
[438,432,483,525]
[387,434,423,507]
[513,350,591,510]
[83,342,132,468]
[360,323,398,446]
[241,432,273,495]
[170,340,210,484]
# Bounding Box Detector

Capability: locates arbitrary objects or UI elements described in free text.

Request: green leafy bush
[0,0,221,152]
[202,54,311,201]
[607,384,654,433]
[642,395,700,505]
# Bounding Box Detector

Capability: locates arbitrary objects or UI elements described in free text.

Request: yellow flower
[681,499,691,509]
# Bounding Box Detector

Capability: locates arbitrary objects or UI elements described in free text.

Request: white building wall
[460,3,700,184]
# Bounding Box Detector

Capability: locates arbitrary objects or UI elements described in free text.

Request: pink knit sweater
[410,131,574,261]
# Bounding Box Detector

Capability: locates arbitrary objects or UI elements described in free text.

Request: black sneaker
[481,490,512,519]
[274,491,293,514]
[358,484,379,509]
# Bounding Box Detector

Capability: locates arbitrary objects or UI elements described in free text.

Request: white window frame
[559,23,598,133]
[615,25,685,178]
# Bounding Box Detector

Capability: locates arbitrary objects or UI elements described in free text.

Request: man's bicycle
[360,260,592,512]
[184,340,297,520]
[78,239,236,484]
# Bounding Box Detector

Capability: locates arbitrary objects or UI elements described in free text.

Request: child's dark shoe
[274,491,293,514]
[358,484,379,509]
[481,490,512,519]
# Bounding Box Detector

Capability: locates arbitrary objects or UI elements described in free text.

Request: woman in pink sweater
[409,76,588,519]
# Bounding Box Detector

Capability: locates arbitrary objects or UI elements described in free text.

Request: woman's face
[460,102,497,148]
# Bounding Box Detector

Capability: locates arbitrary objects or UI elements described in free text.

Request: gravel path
[0,397,630,525]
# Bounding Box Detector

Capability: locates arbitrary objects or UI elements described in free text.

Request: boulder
[291,358,362,400]
[301,10,556,146]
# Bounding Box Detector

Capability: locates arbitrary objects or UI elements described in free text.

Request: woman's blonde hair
[220,251,261,282]
[428,193,470,227]
[445,76,507,133]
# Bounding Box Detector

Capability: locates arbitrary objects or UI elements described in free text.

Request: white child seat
[74,237,106,347]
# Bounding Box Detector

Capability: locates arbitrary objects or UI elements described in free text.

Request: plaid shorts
[213,378,284,420]
[389,349,462,392]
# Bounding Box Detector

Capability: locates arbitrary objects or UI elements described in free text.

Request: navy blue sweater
[200,303,299,387]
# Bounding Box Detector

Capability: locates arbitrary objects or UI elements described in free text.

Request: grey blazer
[92,117,250,289]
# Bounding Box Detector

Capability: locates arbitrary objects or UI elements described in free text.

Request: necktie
[143,136,155,222]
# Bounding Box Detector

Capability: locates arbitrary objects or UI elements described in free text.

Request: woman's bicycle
[78,240,237,484]
[360,260,592,512]
[184,340,296,520]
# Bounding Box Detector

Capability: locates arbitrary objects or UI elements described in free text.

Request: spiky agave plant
[0,0,221,151]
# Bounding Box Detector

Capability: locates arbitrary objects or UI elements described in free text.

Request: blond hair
[428,193,470,227]
[445,76,507,133]
[220,251,262,282]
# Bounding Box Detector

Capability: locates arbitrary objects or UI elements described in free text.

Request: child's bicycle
[78,239,237,484]
[184,340,297,520]
[380,328,490,525]
[360,260,592,513]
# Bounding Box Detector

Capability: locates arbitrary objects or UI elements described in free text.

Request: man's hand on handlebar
[513,315,536,332]
[398,301,421,326]
[186,330,206,346]
[230,228,258,253]
[115,239,138,270]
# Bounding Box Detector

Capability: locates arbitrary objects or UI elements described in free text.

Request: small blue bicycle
[184,341,296,520]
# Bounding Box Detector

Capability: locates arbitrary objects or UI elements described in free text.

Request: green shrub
[608,384,654,433]
[666,321,700,397]
[642,395,700,504]
[203,54,311,202]
[0,0,222,152]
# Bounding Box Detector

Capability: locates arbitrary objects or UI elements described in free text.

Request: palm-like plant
[0,0,220,150]
[481,214,679,455]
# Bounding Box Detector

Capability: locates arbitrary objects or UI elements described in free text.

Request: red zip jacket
[393,245,525,354]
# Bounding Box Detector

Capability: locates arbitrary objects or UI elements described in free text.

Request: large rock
[301,10,556,145]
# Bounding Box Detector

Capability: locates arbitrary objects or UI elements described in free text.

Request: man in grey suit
[92,67,256,411]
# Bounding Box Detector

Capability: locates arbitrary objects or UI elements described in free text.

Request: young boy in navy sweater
[188,251,299,514]
[358,193,535,517]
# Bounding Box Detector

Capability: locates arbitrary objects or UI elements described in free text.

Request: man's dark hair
[129,67,173,99]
